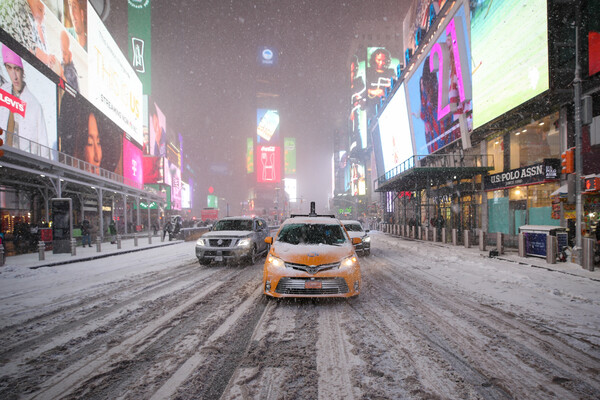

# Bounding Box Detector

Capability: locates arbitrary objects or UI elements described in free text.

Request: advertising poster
[257,109,280,144]
[142,156,162,183]
[123,136,143,188]
[349,54,367,149]
[181,181,191,209]
[0,0,88,98]
[128,0,152,94]
[378,83,414,173]
[350,163,366,196]
[58,89,122,174]
[147,99,166,156]
[284,178,297,203]
[406,5,471,155]
[284,137,296,174]
[470,0,549,129]
[246,137,254,173]
[88,7,143,146]
[0,41,57,157]
[366,47,400,116]
[163,159,181,210]
[257,145,281,183]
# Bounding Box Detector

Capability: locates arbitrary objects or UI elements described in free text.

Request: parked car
[263,203,362,298]
[341,220,371,256]
[195,216,270,265]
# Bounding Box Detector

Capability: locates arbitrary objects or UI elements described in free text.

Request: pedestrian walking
[163,220,172,241]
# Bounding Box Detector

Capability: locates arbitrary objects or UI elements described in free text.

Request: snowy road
[1,232,599,399]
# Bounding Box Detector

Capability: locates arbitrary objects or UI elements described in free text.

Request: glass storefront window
[487,136,504,173]
[510,112,560,169]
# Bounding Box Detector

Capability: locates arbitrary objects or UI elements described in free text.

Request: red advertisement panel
[256,146,281,183]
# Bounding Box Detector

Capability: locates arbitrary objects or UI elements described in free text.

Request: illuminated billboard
[406,4,471,155]
[246,137,254,173]
[0,0,89,98]
[181,181,191,209]
[123,137,143,188]
[284,178,297,202]
[257,145,281,183]
[257,109,280,144]
[88,7,143,146]
[471,0,549,129]
[378,83,414,173]
[146,100,166,156]
[284,137,296,174]
[366,47,400,115]
[349,54,367,149]
[142,156,162,183]
[163,159,181,210]
[350,163,366,196]
[0,41,57,158]
[58,89,122,174]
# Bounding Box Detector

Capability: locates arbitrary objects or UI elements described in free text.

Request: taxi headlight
[196,238,206,246]
[237,238,252,247]
[363,236,371,243]
[341,255,358,267]
[267,255,284,268]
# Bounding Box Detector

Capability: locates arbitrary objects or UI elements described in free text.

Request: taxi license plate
[305,281,322,289]
[215,256,223,262]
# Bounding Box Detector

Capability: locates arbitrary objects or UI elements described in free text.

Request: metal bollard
[38,241,45,261]
[418,226,422,240]
[442,228,446,243]
[161,231,165,242]
[148,230,152,244]
[464,230,471,248]
[546,235,557,264]
[0,244,4,266]
[424,227,429,241]
[433,228,438,242]
[479,230,486,251]
[134,233,138,247]
[518,233,525,257]
[96,236,102,252]
[117,234,122,249]
[71,238,77,256]
[452,229,458,246]
[496,232,504,255]
[582,237,595,271]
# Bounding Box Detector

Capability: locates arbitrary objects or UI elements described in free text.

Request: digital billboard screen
[406,5,471,155]
[0,41,57,157]
[146,100,166,156]
[88,6,143,146]
[142,156,162,184]
[378,83,413,173]
[257,145,281,183]
[181,181,191,209]
[284,137,296,174]
[123,137,143,188]
[349,54,367,149]
[58,88,122,174]
[366,47,400,115]
[0,0,89,98]
[470,0,549,129]
[350,163,366,196]
[246,137,254,173]
[163,159,181,210]
[257,109,280,144]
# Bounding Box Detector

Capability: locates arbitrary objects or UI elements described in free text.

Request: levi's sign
[484,161,559,191]
[0,88,26,117]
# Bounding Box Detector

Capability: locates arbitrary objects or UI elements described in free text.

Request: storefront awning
[551,184,568,197]
[376,165,493,192]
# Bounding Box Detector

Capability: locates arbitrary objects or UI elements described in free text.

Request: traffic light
[561,147,574,174]
[0,128,4,157]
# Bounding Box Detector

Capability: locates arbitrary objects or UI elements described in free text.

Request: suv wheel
[198,258,211,266]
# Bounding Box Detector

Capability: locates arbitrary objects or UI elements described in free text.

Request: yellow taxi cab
[262,203,362,298]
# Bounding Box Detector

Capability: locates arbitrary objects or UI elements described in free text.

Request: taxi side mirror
[265,237,273,244]
[352,237,362,245]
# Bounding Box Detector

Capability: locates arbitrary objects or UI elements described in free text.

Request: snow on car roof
[340,220,362,225]
[282,216,342,225]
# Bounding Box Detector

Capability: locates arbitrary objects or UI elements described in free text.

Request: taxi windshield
[277,223,347,245]
[344,224,363,232]
[212,220,253,231]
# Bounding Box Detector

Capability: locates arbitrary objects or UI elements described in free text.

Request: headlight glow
[237,238,252,247]
[196,238,205,246]
[363,236,371,243]
[267,255,284,267]
[342,255,357,267]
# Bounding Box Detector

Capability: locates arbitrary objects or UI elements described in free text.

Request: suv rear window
[344,223,363,232]
[213,219,253,231]
[278,223,347,245]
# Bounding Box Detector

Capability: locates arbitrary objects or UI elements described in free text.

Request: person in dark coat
[163,220,173,241]
[109,219,117,244]
[81,219,92,247]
